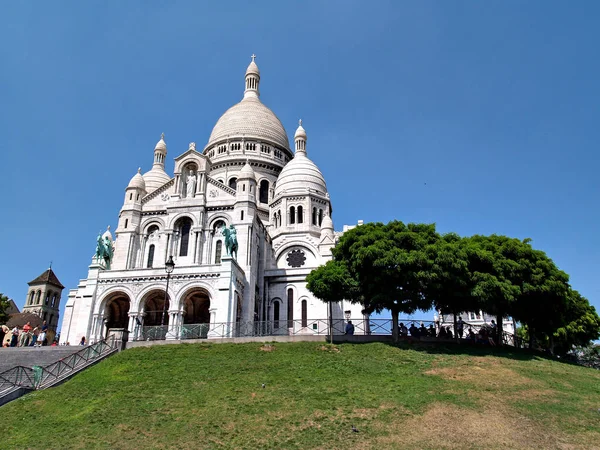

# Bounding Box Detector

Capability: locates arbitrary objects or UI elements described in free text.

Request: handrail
[0,334,119,396]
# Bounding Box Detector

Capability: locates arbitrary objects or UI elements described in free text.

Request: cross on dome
[251,54,256,62]
[299,119,302,126]
[160,132,165,140]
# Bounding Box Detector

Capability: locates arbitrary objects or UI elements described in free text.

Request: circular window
[287,249,306,268]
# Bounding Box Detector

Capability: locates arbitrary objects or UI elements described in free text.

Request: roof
[206,97,290,151]
[28,268,65,289]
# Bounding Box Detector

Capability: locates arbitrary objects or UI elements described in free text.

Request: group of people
[397,317,499,345]
[0,321,50,347]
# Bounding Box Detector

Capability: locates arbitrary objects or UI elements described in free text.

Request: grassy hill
[1,341,599,449]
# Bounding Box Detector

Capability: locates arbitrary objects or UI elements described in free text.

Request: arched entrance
[140,289,170,340]
[180,288,211,339]
[102,292,131,343]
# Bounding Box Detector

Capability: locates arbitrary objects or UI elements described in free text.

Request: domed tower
[270,120,333,243]
[203,56,293,221]
[113,168,146,270]
[143,134,171,194]
[235,160,258,223]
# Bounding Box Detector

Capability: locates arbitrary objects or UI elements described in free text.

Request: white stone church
[60,57,364,345]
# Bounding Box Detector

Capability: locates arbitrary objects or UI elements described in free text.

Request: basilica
[60,57,364,345]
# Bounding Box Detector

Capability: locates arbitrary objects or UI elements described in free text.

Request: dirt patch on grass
[373,402,574,449]
[425,357,537,390]
[259,344,275,352]
[318,344,340,353]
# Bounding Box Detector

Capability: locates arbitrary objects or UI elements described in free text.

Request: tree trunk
[391,309,399,343]
[496,315,503,346]
[549,334,555,356]
[453,310,459,343]
[528,323,534,350]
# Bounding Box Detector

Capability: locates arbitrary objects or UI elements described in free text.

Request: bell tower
[23,266,64,334]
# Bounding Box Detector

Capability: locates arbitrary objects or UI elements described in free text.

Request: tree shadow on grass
[333,336,581,367]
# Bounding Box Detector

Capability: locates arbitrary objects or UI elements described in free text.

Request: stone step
[0,347,82,373]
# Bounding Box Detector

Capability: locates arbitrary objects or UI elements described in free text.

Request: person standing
[345,320,355,335]
[37,321,48,347]
[10,326,19,347]
[457,317,464,339]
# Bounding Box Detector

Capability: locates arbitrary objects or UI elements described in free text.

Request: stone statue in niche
[186,170,196,198]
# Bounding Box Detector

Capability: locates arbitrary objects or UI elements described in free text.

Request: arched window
[287,288,294,328]
[129,193,133,201]
[124,218,128,229]
[229,177,237,190]
[240,210,244,220]
[297,206,303,224]
[312,207,317,225]
[51,294,57,308]
[147,244,155,268]
[273,301,280,329]
[277,210,281,227]
[177,217,193,257]
[29,291,34,306]
[215,240,223,264]
[301,300,307,328]
[259,180,269,204]
[49,314,54,327]
[289,206,296,225]
[318,209,323,226]
[36,291,41,304]
[45,292,51,305]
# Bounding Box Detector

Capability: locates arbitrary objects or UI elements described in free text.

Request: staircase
[0,347,82,373]
[0,336,119,406]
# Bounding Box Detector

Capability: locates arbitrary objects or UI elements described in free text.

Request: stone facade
[60,57,364,344]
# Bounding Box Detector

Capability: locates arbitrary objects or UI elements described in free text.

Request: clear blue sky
[1,2,599,330]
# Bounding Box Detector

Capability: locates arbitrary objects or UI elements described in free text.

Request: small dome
[274,152,327,198]
[246,60,260,77]
[294,120,307,140]
[102,226,113,242]
[321,213,334,231]
[154,133,167,154]
[143,167,171,193]
[127,168,146,191]
[238,161,256,180]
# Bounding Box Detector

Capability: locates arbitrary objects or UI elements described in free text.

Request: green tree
[468,235,523,345]
[427,234,482,340]
[332,221,438,342]
[510,245,570,350]
[552,290,600,355]
[306,260,359,305]
[0,293,11,325]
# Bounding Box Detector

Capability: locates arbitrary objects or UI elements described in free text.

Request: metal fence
[135,318,443,341]
[0,335,119,397]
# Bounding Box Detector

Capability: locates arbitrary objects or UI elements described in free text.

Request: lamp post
[161,256,175,332]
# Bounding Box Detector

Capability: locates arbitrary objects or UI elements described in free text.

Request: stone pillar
[138,234,148,268]
[164,232,172,262]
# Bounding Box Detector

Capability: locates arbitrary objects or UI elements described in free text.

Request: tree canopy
[0,293,11,325]
[306,220,600,352]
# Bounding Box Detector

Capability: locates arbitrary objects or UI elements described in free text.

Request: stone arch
[168,212,196,230]
[178,286,211,325]
[138,287,172,327]
[95,286,135,316]
[208,213,232,230]
[275,242,318,261]
[141,218,166,234]
[99,290,132,330]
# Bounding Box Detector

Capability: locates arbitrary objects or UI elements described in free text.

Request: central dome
[205,57,291,152]
[206,97,290,150]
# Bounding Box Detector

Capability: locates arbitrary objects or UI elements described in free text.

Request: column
[138,234,148,268]
[164,232,172,262]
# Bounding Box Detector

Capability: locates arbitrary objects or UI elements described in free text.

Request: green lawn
[1,342,599,449]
